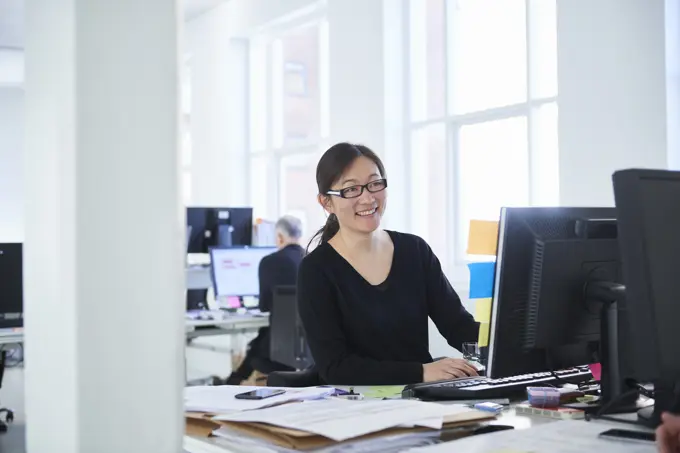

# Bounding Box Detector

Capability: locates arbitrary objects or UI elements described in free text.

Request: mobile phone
[234,388,286,400]
[598,428,655,444]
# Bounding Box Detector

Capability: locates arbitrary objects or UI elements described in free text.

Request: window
[279,153,326,247]
[408,0,558,283]
[249,16,329,243]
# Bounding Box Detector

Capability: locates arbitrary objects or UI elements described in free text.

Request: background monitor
[0,243,23,329]
[210,246,276,298]
[486,207,620,380]
[186,207,253,254]
[613,169,680,424]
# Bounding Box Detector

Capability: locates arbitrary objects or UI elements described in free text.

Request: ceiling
[0,0,227,50]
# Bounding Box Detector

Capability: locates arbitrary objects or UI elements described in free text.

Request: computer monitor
[186,207,253,254]
[613,168,680,426]
[209,246,276,300]
[0,243,23,329]
[485,207,636,411]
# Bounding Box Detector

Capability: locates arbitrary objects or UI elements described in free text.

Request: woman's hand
[423,358,479,382]
[657,412,680,453]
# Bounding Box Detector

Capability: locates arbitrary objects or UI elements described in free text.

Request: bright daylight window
[408,0,558,283]
[249,17,330,247]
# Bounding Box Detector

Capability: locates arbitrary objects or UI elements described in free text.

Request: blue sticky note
[468,262,495,299]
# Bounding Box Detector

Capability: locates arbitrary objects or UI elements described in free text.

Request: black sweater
[297,230,479,385]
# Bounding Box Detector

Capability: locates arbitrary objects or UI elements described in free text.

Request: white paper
[213,398,481,442]
[184,385,333,414]
[405,420,657,453]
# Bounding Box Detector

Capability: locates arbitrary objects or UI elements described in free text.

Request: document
[184,385,333,414]
[404,420,656,453]
[214,399,481,442]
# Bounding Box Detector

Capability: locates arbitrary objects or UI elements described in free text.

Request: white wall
[557,0,677,206]
[0,87,24,241]
[0,49,24,86]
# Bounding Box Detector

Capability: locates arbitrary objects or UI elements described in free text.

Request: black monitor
[185,207,253,310]
[186,207,253,253]
[485,207,636,411]
[613,168,680,426]
[0,243,23,329]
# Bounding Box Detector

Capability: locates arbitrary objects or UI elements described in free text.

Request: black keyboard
[402,366,593,400]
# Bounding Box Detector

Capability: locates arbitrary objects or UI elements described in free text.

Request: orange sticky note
[467,220,499,256]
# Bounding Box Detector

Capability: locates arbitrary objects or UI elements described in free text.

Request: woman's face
[321,156,387,235]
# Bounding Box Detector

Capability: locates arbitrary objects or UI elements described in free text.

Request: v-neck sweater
[296,230,479,385]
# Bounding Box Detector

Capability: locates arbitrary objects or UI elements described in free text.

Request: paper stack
[185,385,334,414]
[185,396,496,452]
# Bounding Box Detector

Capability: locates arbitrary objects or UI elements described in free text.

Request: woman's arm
[420,239,480,350]
[297,258,423,385]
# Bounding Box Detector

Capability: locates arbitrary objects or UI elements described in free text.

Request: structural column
[557,0,679,206]
[24,1,185,452]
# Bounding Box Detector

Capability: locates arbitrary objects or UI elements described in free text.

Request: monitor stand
[637,380,680,428]
[584,281,639,415]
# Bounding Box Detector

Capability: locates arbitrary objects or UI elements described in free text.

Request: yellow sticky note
[467,220,499,255]
[478,322,490,347]
[474,298,492,323]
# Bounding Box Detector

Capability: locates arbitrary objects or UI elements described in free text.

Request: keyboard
[402,366,593,401]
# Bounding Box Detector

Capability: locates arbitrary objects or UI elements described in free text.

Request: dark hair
[307,143,386,251]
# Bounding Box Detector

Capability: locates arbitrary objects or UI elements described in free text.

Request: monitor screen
[210,247,276,298]
[0,243,23,329]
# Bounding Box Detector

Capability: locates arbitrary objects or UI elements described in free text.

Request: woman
[297,142,480,385]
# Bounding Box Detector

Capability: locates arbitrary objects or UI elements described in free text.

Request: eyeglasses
[326,179,388,199]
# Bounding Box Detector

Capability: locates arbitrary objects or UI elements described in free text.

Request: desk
[182,394,655,453]
[0,329,23,346]
[0,314,270,345]
[185,314,269,340]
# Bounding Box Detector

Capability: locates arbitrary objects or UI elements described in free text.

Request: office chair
[269,286,313,370]
[0,351,15,432]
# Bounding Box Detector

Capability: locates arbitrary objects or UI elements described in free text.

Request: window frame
[406,0,558,286]
[247,12,330,223]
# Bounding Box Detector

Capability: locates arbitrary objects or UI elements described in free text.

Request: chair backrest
[269,285,313,370]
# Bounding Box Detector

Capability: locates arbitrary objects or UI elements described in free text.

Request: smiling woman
[297,143,481,386]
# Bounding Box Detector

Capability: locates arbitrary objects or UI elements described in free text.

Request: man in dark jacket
[224,215,305,384]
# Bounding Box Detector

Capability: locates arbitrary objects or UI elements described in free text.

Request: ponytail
[307,214,340,252]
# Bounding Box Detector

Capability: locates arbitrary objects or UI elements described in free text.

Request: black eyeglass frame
[326,178,388,199]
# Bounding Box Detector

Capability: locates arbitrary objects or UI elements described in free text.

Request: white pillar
[24,2,185,452]
[187,5,248,207]
[557,0,674,206]
[326,0,408,231]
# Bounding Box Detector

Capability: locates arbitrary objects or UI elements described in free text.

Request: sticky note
[468,262,495,299]
[589,363,602,381]
[363,386,405,399]
[474,298,492,323]
[478,322,490,347]
[467,220,499,256]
